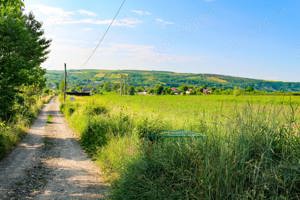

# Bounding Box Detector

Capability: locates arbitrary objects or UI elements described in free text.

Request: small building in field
[186,88,193,95]
[171,87,178,92]
[66,88,92,96]
[137,91,147,95]
[171,87,180,95]
[203,88,212,95]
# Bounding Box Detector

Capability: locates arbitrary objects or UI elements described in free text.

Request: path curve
[0,98,108,200]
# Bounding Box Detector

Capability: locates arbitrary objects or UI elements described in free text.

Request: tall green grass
[61,95,300,199]
[0,95,52,159]
[111,105,300,199]
[0,123,20,158]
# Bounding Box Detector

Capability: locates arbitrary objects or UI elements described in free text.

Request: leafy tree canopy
[0,0,51,120]
[0,0,24,15]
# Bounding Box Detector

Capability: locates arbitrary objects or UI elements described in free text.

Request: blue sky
[25,0,300,81]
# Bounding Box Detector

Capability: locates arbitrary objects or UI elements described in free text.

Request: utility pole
[124,76,126,95]
[120,75,122,96]
[64,63,67,102]
[120,74,125,96]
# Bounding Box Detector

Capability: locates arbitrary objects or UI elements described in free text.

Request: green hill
[46,69,300,92]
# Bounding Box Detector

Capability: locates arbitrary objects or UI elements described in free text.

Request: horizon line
[45,68,299,83]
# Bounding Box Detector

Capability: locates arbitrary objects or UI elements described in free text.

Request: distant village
[136,87,212,96]
[50,80,260,96]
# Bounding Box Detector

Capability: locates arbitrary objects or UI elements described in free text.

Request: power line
[82,0,127,66]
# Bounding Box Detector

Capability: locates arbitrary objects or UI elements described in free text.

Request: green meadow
[61,94,300,199]
[74,94,300,128]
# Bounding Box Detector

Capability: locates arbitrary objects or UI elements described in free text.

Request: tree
[179,85,189,92]
[103,82,112,92]
[233,87,243,96]
[163,87,172,95]
[59,80,65,93]
[245,86,255,92]
[155,85,164,95]
[0,0,24,15]
[0,2,51,120]
[136,86,145,92]
[129,86,135,95]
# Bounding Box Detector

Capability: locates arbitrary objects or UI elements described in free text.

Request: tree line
[0,0,50,121]
[63,81,297,96]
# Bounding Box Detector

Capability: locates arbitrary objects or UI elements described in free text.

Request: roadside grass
[0,124,20,159]
[0,95,52,160]
[61,94,300,199]
[47,115,53,124]
[111,106,300,200]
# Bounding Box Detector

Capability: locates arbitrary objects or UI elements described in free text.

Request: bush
[60,103,79,117]
[135,117,168,139]
[84,104,108,115]
[0,130,12,158]
[0,123,21,159]
[109,113,134,137]
[97,133,141,180]
[80,115,110,155]
[0,94,47,160]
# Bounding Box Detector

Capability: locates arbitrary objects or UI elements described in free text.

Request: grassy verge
[0,95,53,159]
[61,95,300,199]
[47,115,53,124]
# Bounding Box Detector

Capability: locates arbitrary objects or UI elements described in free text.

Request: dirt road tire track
[0,98,108,200]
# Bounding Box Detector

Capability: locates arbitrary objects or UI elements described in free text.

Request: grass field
[61,94,300,199]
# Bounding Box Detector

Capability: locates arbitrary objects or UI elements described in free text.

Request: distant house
[186,88,193,95]
[171,87,180,95]
[137,91,147,95]
[71,89,78,93]
[203,88,212,95]
[66,88,92,96]
[82,88,91,93]
[48,83,57,89]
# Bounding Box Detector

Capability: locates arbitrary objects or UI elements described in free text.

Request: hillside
[46,69,300,92]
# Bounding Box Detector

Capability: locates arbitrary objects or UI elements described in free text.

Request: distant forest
[46,69,300,94]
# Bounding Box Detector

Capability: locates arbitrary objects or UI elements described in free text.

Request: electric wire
[82,0,127,66]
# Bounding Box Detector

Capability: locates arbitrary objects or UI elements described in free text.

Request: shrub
[109,113,134,137]
[80,115,110,155]
[0,123,19,159]
[0,95,47,160]
[135,117,168,139]
[84,104,108,116]
[61,103,79,117]
[97,133,141,180]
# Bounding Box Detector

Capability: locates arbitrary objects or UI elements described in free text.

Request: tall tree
[0,0,24,15]
[0,0,51,120]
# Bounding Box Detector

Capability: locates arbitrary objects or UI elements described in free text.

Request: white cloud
[28,4,74,26]
[131,9,151,16]
[82,27,93,32]
[155,18,174,26]
[113,18,142,27]
[27,4,141,27]
[43,41,206,70]
[55,18,142,27]
[78,9,97,17]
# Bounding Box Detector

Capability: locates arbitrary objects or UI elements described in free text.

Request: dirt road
[0,98,108,200]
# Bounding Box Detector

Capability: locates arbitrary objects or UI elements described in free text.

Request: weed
[46,115,53,123]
